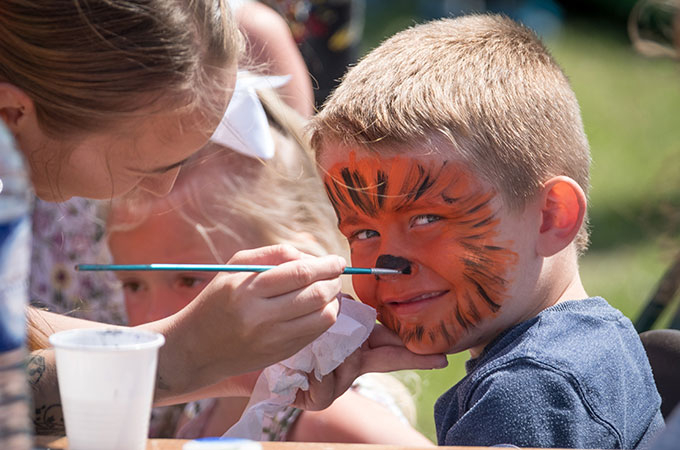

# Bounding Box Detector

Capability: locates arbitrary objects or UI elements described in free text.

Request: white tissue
[223,296,377,439]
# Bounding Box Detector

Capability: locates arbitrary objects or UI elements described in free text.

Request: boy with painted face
[309,14,664,449]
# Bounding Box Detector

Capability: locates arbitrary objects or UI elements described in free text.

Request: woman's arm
[27,245,343,432]
[27,307,116,351]
[25,306,259,434]
[28,348,64,435]
[26,307,120,434]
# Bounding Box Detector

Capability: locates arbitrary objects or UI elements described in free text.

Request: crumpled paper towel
[222,296,376,439]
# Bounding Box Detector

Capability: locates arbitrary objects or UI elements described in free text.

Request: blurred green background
[359,0,680,442]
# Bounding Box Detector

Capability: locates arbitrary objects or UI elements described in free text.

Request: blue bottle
[0,121,33,449]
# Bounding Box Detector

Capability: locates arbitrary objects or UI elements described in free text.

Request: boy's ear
[0,83,35,136]
[536,176,587,257]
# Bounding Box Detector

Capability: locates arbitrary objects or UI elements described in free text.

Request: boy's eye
[351,229,380,241]
[411,214,442,227]
[121,280,144,293]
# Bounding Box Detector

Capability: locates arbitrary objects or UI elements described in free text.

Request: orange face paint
[324,152,518,354]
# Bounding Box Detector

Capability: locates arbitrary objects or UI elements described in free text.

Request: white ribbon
[209,72,291,159]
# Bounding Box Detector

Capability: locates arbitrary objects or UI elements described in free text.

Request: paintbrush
[75,263,403,275]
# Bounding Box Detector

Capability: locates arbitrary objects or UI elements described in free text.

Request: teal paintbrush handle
[75,264,402,275]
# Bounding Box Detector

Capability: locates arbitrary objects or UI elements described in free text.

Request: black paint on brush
[375,255,412,275]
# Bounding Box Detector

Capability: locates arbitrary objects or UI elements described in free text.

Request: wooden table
[35,436,581,450]
[34,436,460,450]
[35,436,473,450]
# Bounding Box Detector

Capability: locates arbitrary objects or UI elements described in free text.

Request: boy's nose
[374,254,413,280]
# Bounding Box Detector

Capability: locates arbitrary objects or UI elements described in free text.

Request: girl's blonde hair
[0,0,242,138]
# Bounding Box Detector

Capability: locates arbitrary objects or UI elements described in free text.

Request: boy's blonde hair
[310,14,591,252]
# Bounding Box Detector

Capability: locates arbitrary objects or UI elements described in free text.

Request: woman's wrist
[141,306,262,407]
[138,313,197,405]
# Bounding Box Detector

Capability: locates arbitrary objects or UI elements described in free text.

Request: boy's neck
[537,249,589,310]
[468,255,588,359]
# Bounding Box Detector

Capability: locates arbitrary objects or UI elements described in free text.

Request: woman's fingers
[293,349,362,411]
[361,325,448,373]
[366,323,407,347]
[228,243,332,268]
[234,295,341,366]
[274,296,341,350]
[257,279,343,322]
[227,244,304,266]
[249,254,346,299]
[359,346,448,374]
[227,245,346,301]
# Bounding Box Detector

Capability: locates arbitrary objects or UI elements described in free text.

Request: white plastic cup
[49,328,165,450]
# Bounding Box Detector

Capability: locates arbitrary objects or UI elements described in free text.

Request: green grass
[359,17,680,442]
[552,21,680,253]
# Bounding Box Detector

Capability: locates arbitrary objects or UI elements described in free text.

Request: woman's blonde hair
[310,14,592,253]
[0,0,242,138]
[109,88,350,269]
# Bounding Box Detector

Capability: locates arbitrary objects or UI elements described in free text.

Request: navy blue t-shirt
[434,297,664,448]
[649,406,680,450]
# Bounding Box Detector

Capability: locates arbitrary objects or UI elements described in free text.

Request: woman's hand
[292,323,448,411]
[146,244,345,404]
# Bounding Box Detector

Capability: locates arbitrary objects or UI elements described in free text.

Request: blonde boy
[310,15,664,448]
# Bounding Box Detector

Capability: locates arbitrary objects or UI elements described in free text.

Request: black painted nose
[375,254,412,275]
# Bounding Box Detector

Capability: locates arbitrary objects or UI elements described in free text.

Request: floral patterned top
[29,196,126,324]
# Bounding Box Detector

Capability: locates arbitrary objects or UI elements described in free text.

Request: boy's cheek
[350,250,378,303]
[352,277,379,309]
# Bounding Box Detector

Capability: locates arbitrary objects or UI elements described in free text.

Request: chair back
[640,329,680,418]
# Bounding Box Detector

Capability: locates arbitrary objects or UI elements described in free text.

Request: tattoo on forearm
[26,352,45,385]
[33,403,64,435]
[27,352,65,435]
